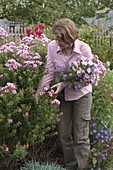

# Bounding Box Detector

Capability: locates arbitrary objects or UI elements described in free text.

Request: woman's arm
[80,43,92,59]
[35,43,55,103]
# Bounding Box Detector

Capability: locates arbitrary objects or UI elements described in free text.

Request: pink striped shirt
[38,39,92,101]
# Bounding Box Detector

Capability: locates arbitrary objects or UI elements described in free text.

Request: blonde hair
[51,18,79,46]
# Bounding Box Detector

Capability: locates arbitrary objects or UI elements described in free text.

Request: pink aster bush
[0,26,60,165]
[0,27,13,45]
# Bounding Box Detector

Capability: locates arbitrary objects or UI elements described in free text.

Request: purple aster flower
[92,129,97,133]
[92,140,97,144]
[92,123,96,127]
[100,135,104,138]
[93,153,97,156]
[101,153,106,160]
[101,139,105,143]
[96,133,101,138]
[54,54,106,89]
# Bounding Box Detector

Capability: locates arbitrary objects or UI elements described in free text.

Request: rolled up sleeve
[81,44,92,59]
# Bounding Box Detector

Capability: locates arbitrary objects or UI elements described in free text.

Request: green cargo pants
[57,92,92,170]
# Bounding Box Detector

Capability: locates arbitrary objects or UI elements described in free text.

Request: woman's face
[55,39,69,49]
[54,34,69,49]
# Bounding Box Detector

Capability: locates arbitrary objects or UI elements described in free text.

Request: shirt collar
[56,39,82,55]
[73,39,82,54]
[57,45,62,53]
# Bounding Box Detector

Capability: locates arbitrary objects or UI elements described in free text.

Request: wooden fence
[5,26,26,38]
[80,29,113,47]
[92,30,113,46]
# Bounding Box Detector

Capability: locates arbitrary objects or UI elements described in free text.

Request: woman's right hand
[51,82,64,95]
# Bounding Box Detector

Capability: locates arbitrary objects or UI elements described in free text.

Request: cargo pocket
[82,112,91,121]
[76,112,91,143]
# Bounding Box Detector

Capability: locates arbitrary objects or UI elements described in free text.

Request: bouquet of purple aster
[54,55,106,90]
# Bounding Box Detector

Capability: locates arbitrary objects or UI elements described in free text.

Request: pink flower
[37,61,43,65]
[18,108,22,112]
[4,89,9,93]
[7,119,13,123]
[44,86,49,91]
[9,67,13,71]
[31,89,35,93]
[25,112,29,117]
[39,92,45,96]
[12,90,16,94]
[0,74,3,78]
[33,54,41,60]
[51,99,60,105]
[48,91,53,97]
[7,82,16,89]
[5,147,9,152]
[1,86,7,91]
[0,94,4,97]
[109,94,113,99]
[50,89,54,94]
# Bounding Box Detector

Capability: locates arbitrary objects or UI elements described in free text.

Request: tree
[0,0,112,26]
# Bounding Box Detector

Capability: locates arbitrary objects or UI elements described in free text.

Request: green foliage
[20,160,63,170]
[89,70,113,169]
[79,26,113,66]
[92,70,113,129]
[11,142,28,160]
[1,0,112,26]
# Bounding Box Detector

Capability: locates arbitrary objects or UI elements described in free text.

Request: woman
[36,18,92,170]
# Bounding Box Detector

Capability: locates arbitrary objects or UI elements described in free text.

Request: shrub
[0,26,61,165]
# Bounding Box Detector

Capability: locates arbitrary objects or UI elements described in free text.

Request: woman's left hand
[51,82,64,95]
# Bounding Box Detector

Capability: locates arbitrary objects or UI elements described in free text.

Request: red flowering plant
[20,23,45,40]
[20,23,49,63]
[0,26,61,164]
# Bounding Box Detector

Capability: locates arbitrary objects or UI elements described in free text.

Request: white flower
[106,61,110,67]
[87,68,91,73]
